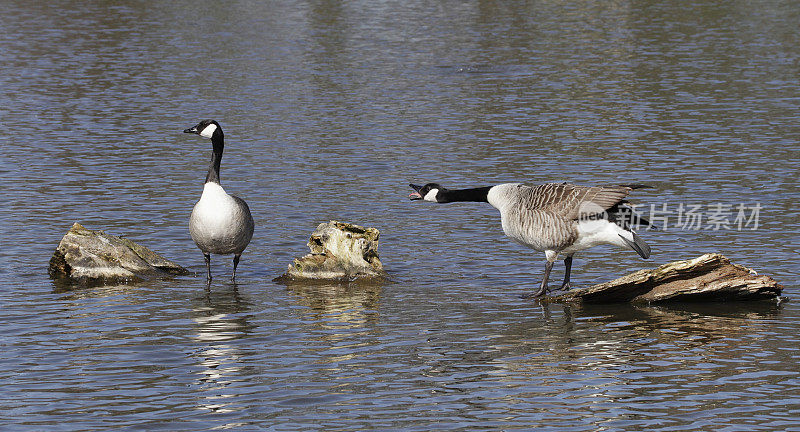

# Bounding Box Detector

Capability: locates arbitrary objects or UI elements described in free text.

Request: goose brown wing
[524,183,634,220]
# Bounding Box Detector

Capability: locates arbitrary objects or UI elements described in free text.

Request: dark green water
[2,1,798,430]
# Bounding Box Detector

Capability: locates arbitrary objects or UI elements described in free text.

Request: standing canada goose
[183,120,254,283]
[408,182,653,297]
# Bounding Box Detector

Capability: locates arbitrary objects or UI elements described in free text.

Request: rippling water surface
[2,1,799,430]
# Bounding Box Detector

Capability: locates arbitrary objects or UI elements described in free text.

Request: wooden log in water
[547,253,783,304]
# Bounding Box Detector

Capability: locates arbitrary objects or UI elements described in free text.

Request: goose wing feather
[523,183,634,220]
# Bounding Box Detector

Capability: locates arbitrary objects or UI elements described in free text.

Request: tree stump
[275,221,387,282]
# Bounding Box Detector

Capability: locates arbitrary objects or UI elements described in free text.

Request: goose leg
[531,261,554,298]
[232,254,241,281]
[204,253,212,283]
[560,255,573,291]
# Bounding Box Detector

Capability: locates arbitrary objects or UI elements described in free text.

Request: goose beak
[183,127,198,134]
[409,183,423,200]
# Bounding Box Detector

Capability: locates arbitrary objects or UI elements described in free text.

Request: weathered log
[49,222,189,285]
[547,253,782,304]
[274,221,387,282]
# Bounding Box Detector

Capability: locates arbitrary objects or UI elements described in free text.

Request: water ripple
[2,0,799,430]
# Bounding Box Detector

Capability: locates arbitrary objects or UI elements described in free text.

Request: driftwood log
[49,222,189,285]
[547,253,782,304]
[275,221,387,282]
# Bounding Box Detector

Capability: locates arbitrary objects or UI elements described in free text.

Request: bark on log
[547,253,783,304]
[49,222,189,285]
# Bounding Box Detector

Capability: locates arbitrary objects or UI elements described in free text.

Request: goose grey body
[409,182,653,297]
[184,120,254,282]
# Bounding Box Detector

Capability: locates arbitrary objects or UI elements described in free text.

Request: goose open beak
[409,183,423,200]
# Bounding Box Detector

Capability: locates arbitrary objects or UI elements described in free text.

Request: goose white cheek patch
[424,189,439,202]
[199,123,217,138]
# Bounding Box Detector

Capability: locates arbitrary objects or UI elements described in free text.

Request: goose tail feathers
[618,231,651,259]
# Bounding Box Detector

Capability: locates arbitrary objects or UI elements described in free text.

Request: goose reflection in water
[476,301,785,422]
[190,285,254,414]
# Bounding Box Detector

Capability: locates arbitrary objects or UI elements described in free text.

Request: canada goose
[183,120,254,283]
[408,182,653,297]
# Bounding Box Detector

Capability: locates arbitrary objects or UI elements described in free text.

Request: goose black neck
[205,132,224,184]
[439,186,492,203]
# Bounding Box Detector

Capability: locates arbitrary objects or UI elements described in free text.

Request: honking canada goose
[183,120,254,283]
[408,182,653,297]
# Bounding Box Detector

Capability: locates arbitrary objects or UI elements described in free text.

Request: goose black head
[183,119,222,139]
[409,183,444,202]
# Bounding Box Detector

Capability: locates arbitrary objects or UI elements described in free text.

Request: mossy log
[49,222,189,285]
[275,221,387,282]
[547,253,782,304]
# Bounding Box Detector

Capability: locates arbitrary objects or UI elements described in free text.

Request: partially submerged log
[548,253,782,304]
[49,222,189,285]
[275,221,387,282]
